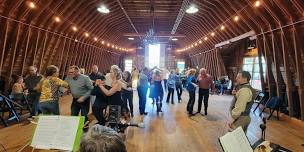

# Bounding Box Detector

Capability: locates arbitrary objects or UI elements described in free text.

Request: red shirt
[198,74,213,89]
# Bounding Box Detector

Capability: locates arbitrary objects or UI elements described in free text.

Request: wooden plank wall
[0,18,121,89]
[189,48,225,80]
[256,23,304,120]
[190,22,304,120]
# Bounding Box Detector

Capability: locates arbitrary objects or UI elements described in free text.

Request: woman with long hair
[97,65,123,105]
[153,70,164,113]
[186,69,198,116]
[121,71,134,117]
[97,65,129,121]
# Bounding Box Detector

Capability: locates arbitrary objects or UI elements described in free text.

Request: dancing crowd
[8,64,254,152]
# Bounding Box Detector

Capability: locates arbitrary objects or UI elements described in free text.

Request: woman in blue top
[186,69,198,116]
[166,71,176,104]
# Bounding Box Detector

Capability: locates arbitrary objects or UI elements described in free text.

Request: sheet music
[219,127,253,152]
[31,116,80,151]
[53,116,80,151]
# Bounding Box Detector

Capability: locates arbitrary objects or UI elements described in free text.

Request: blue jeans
[137,86,148,115]
[39,100,59,115]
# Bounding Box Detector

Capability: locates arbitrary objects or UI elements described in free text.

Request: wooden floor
[0,90,304,152]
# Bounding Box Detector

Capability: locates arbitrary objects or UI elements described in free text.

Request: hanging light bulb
[254,0,261,7]
[54,16,61,22]
[234,16,239,22]
[84,32,89,37]
[72,26,78,32]
[220,25,225,30]
[204,37,208,41]
[28,1,36,9]
[211,32,215,37]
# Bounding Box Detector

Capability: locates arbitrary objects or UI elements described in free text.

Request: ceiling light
[97,5,110,14]
[112,45,114,48]
[194,43,198,46]
[199,40,202,44]
[128,37,134,40]
[54,16,61,22]
[220,25,225,30]
[75,39,78,42]
[101,41,105,44]
[107,43,110,47]
[72,26,78,32]
[119,48,121,50]
[186,5,198,14]
[211,32,215,37]
[115,46,118,49]
[94,37,98,41]
[191,45,194,48]
[254,1,261,7]
[28,1,36,9]
[171,38,178,41]
[234,16,239,22]
[84,32,89,37]
[204,37,208,41]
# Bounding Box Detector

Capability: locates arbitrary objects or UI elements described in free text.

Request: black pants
[92,102,107,125]
[71,98,90,122]
[137,86,148,115]
[166,88,174,103]
[122,91,133,115]
[176,85,183,101]
[187,91,196,114]
[27,92,41,116]
[198,88,209,113]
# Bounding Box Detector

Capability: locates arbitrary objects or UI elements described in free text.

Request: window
[124,59,132,72]
[177,61,185,73]
[148,44,160,68]
[242,56,266,90]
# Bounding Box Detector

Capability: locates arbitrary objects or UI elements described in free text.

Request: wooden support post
[32,30,41,66]
[257,38,266,92]
[58,37,67,70]
[38,32,48,73]
[8,24,21,85]
[21,27,32,76]
[271,31,281,98]
[262,32,274,97]
[61,39,72,79]
[292,25,304,120]
[280,28,294,117]
[0,20,9,76]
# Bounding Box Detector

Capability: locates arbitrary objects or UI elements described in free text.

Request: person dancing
[153,70,164,113]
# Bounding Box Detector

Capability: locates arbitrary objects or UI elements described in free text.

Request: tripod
[260,117,266,140]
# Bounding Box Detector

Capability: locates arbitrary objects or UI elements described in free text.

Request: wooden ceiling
[0,0,303,50]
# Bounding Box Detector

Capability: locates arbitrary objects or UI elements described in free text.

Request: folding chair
[260,96,281,120]
[253,92,269,112]
[0,94,20,123]
[9,94,32,115]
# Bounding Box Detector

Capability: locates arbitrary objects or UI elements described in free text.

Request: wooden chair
[260,96,281,120]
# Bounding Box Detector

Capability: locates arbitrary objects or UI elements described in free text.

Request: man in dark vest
[24,66,43,118]
[228,71,255,133]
